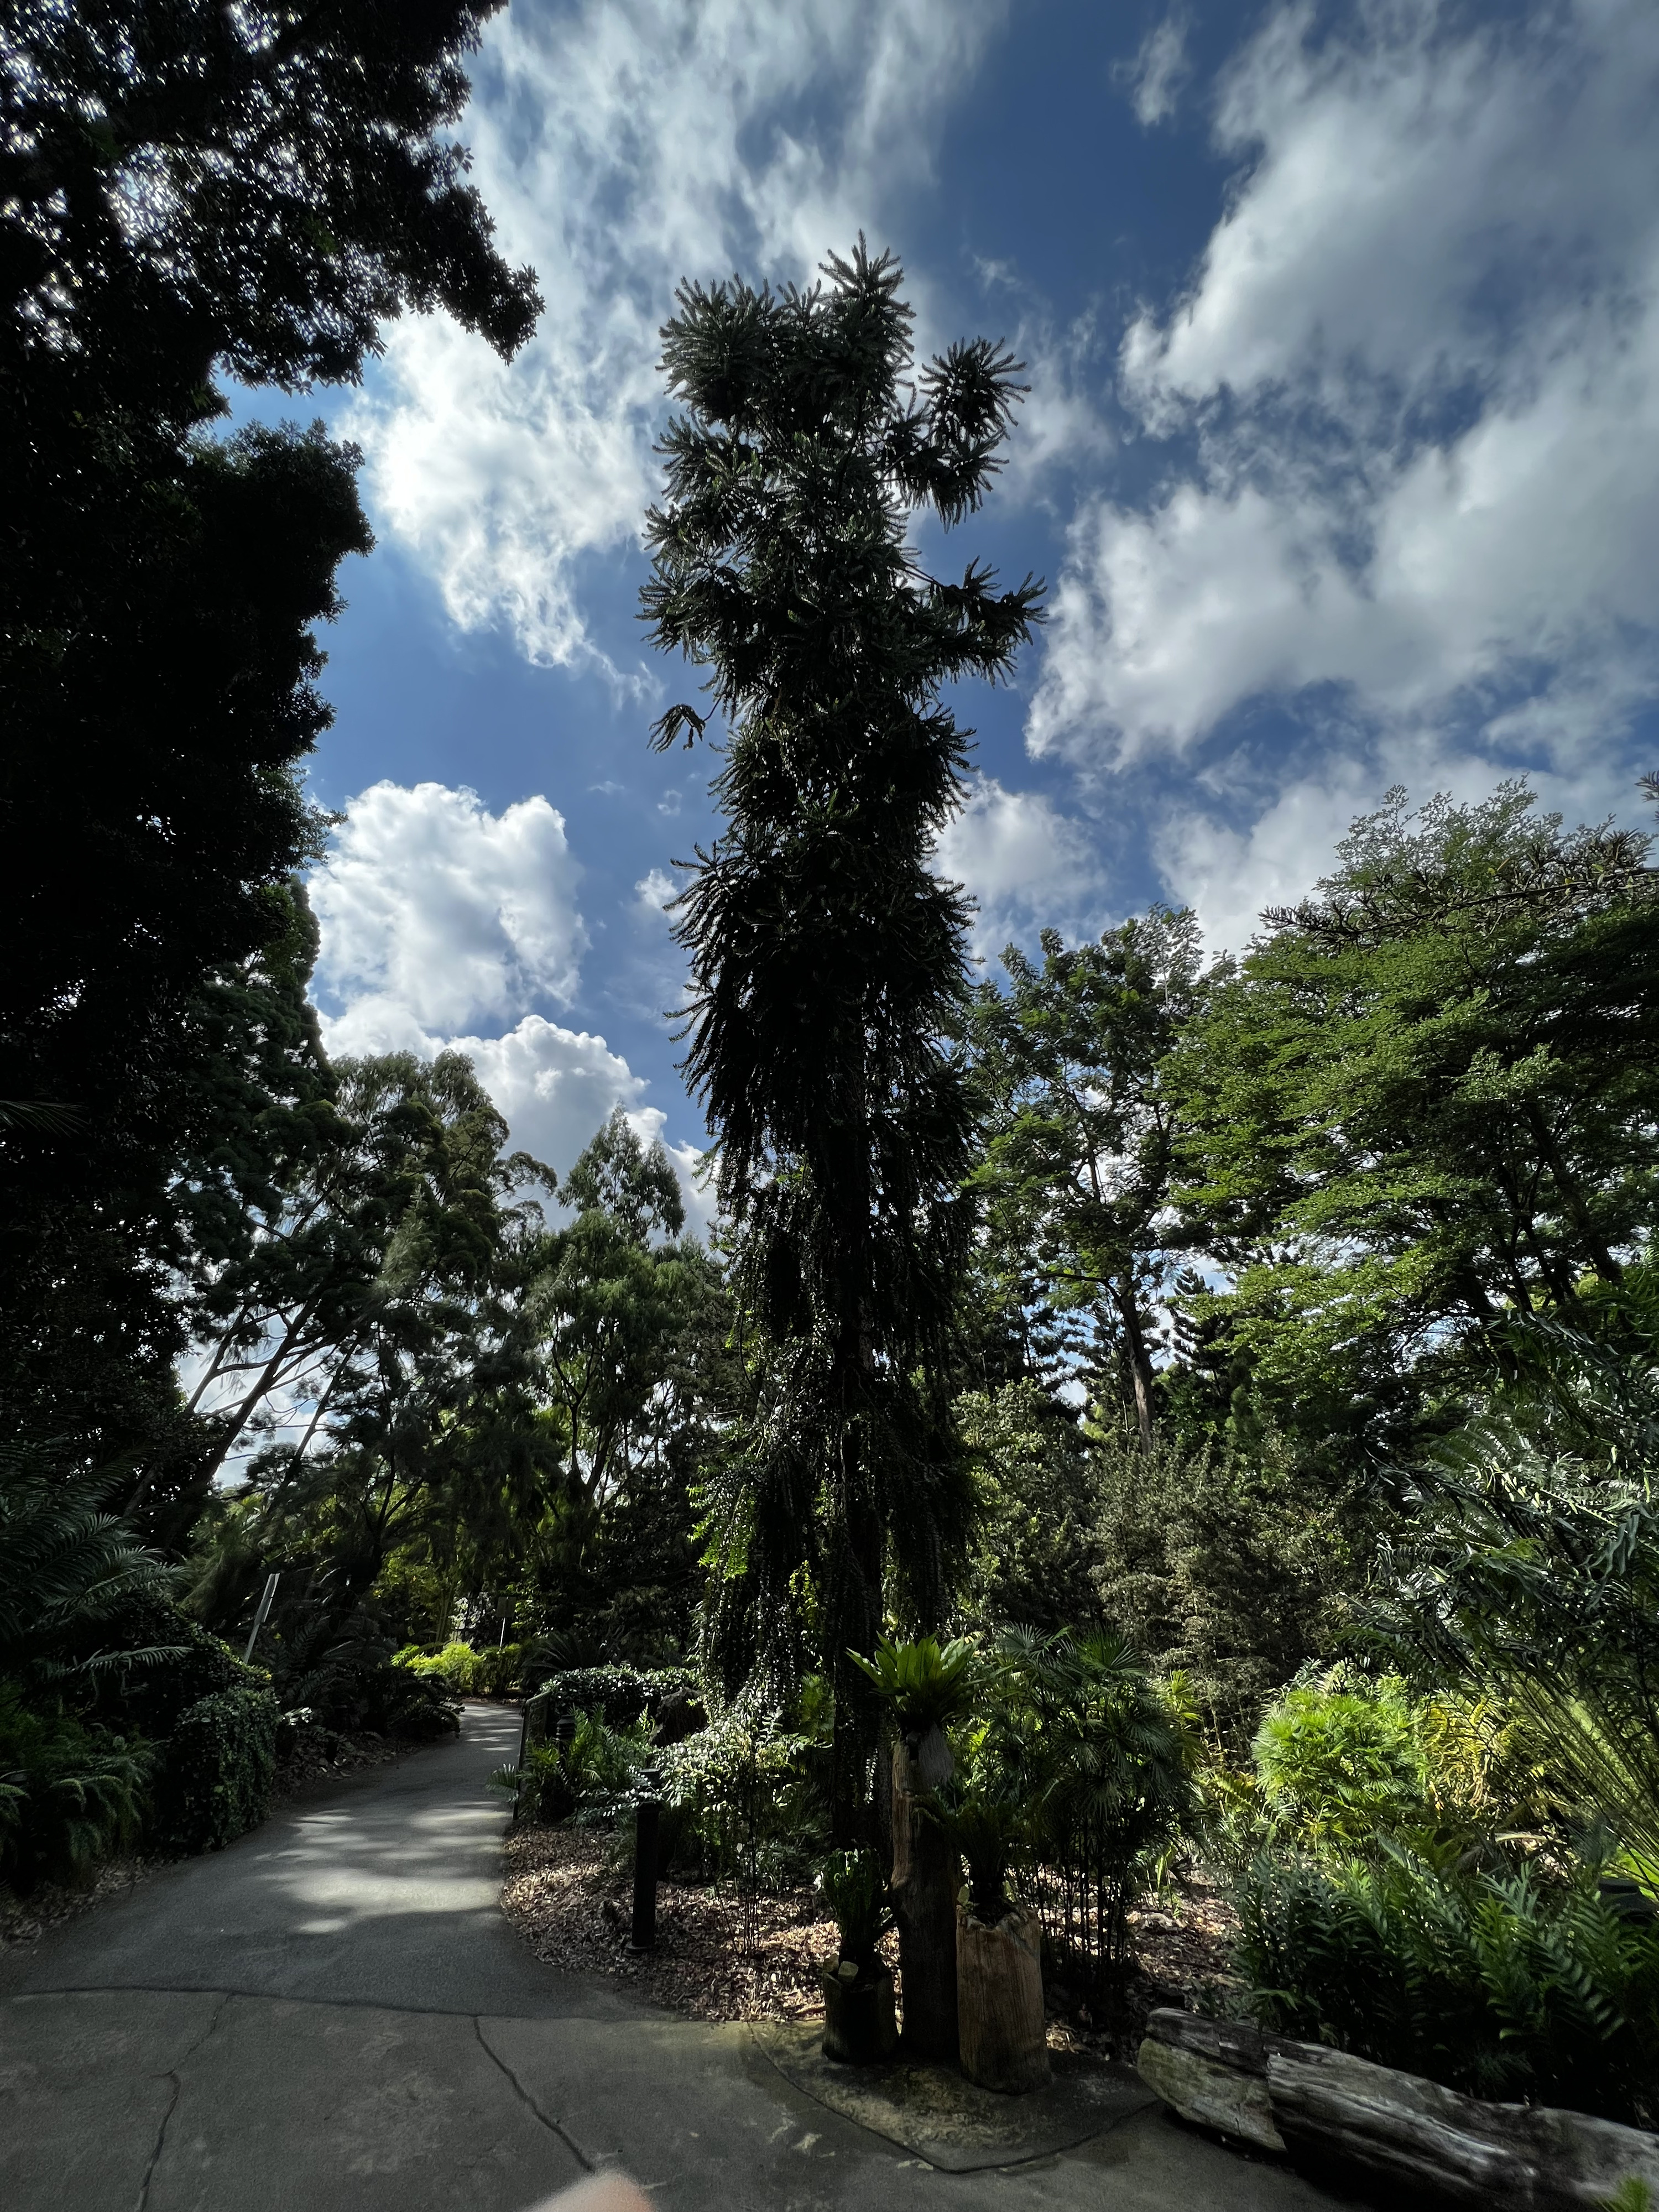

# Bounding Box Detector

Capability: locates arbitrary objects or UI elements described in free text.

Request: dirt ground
[500,1823,1240,2053]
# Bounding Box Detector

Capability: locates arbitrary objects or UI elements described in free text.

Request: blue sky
[272,0,1659,1212]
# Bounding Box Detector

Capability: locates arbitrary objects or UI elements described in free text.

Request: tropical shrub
[1234,1841,1659,2126]
[817,1848,891,1968]
[151,1686,278,1856]
[394,1640,523,1697]
[0,1686,152,1893]
[656,1705,826,1884]
[985,1626,1194,1989]
[1252,1676,1428,1854]
[535,1663,697,1730]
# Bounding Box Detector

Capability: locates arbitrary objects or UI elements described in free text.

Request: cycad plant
[1371,1300,1659,1883]
[0,1443,173,1889]
[1234,1839,1659,2125]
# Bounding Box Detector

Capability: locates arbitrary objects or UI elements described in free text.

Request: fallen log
[1267,2041,1659,2211]
[1136,2009,1659,2210]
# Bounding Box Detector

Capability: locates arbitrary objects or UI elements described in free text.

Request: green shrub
[656,1707,825,1884]
[152,1686,278,1855]
[817,1848,890,1967]
[535,1663,696,1729]
[0,1685,152,1894]
[491,1707,650,1825]
[1253,1677,1428,1854]
[268,1606,458,1740]
[86,1589,253,1738]
[1233,1842,1659,2125]
[986,1626,1194,1987]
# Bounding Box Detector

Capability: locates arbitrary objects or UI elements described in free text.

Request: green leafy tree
[1171,783,1659,1417]
[640,241,1042,1833]
[967,909,1218,1449]
[1,2,540,1485]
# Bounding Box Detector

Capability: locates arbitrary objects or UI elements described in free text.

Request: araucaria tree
[641,243,1042,1836]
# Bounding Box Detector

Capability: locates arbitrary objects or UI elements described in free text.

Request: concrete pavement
[0,1705,1368,2211]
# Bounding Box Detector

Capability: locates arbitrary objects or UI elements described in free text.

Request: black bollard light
[630,1764,664,1952]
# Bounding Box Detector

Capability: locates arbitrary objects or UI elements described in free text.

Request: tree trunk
[957,1898,1048,2093]
[1114,1284,1157,1454]
[890,1737,959,2064]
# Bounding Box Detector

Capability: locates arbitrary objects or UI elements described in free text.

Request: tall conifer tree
[641,243,1041,1833]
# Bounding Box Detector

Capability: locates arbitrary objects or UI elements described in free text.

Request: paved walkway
[0,1706,1361,2211]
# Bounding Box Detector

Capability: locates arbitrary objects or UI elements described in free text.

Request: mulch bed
[500,1822,1240,2052]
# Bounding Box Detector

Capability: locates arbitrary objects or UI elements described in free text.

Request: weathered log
[889,1739,959,2063]
[957,1900,1050,2094]
[1136,2010,1659,2208]
[1267,2041,1659,2211]
[1135,2036,1285,2151]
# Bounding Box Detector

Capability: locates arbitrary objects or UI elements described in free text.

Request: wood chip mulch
[500,1820,1241,2044]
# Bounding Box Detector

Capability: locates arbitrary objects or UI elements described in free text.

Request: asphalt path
[0,1705,1361,2212]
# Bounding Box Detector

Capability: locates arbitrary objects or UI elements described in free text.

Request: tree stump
[957,1898,1050,2094]
[890,1738,959,2063]
[820,1960,900,2064]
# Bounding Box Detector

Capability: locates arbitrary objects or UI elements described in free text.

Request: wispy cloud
[345,0,1007,674]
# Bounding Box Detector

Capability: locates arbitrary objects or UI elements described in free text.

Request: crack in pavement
[473,2015,594,2174]
[133,1991,231,2212]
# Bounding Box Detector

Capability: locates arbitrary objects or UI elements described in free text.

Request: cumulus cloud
[311,782,698,1199]
[311,781,586,1044]
[1030,0,1659,767]
[935,775,1106,952]
[346,0,1006,671]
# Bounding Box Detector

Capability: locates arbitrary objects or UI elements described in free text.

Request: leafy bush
[270,1606,458,1740]
[656,1705,826,1884]
[1234,1841,1659,2126]
[986,1626,1194,1988]
[1253,1677,1428,1854]
[817,1848,890,1967]
[0,1685,152,1893]
[0,1447,176,1691]
[151,1686,278,1855]
[394,1640,522,1695]
[535,1663,696,1730]
[492,1707,650,1826]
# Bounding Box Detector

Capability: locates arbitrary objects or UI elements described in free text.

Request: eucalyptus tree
[966,909,1217,1451]
[641,242,1042,1830]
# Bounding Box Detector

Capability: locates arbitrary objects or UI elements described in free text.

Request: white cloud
[935,775,1106,951]
[452,1016,647,1175]
[634,867,681,917]
[310,782,705,1202]
[1124,11,1189,128]
[311,781,586,1042]
[346,0,1006,670]
[1030,0,1659,768]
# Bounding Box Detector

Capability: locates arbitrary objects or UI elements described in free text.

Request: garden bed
[500,1821,1240,2044]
